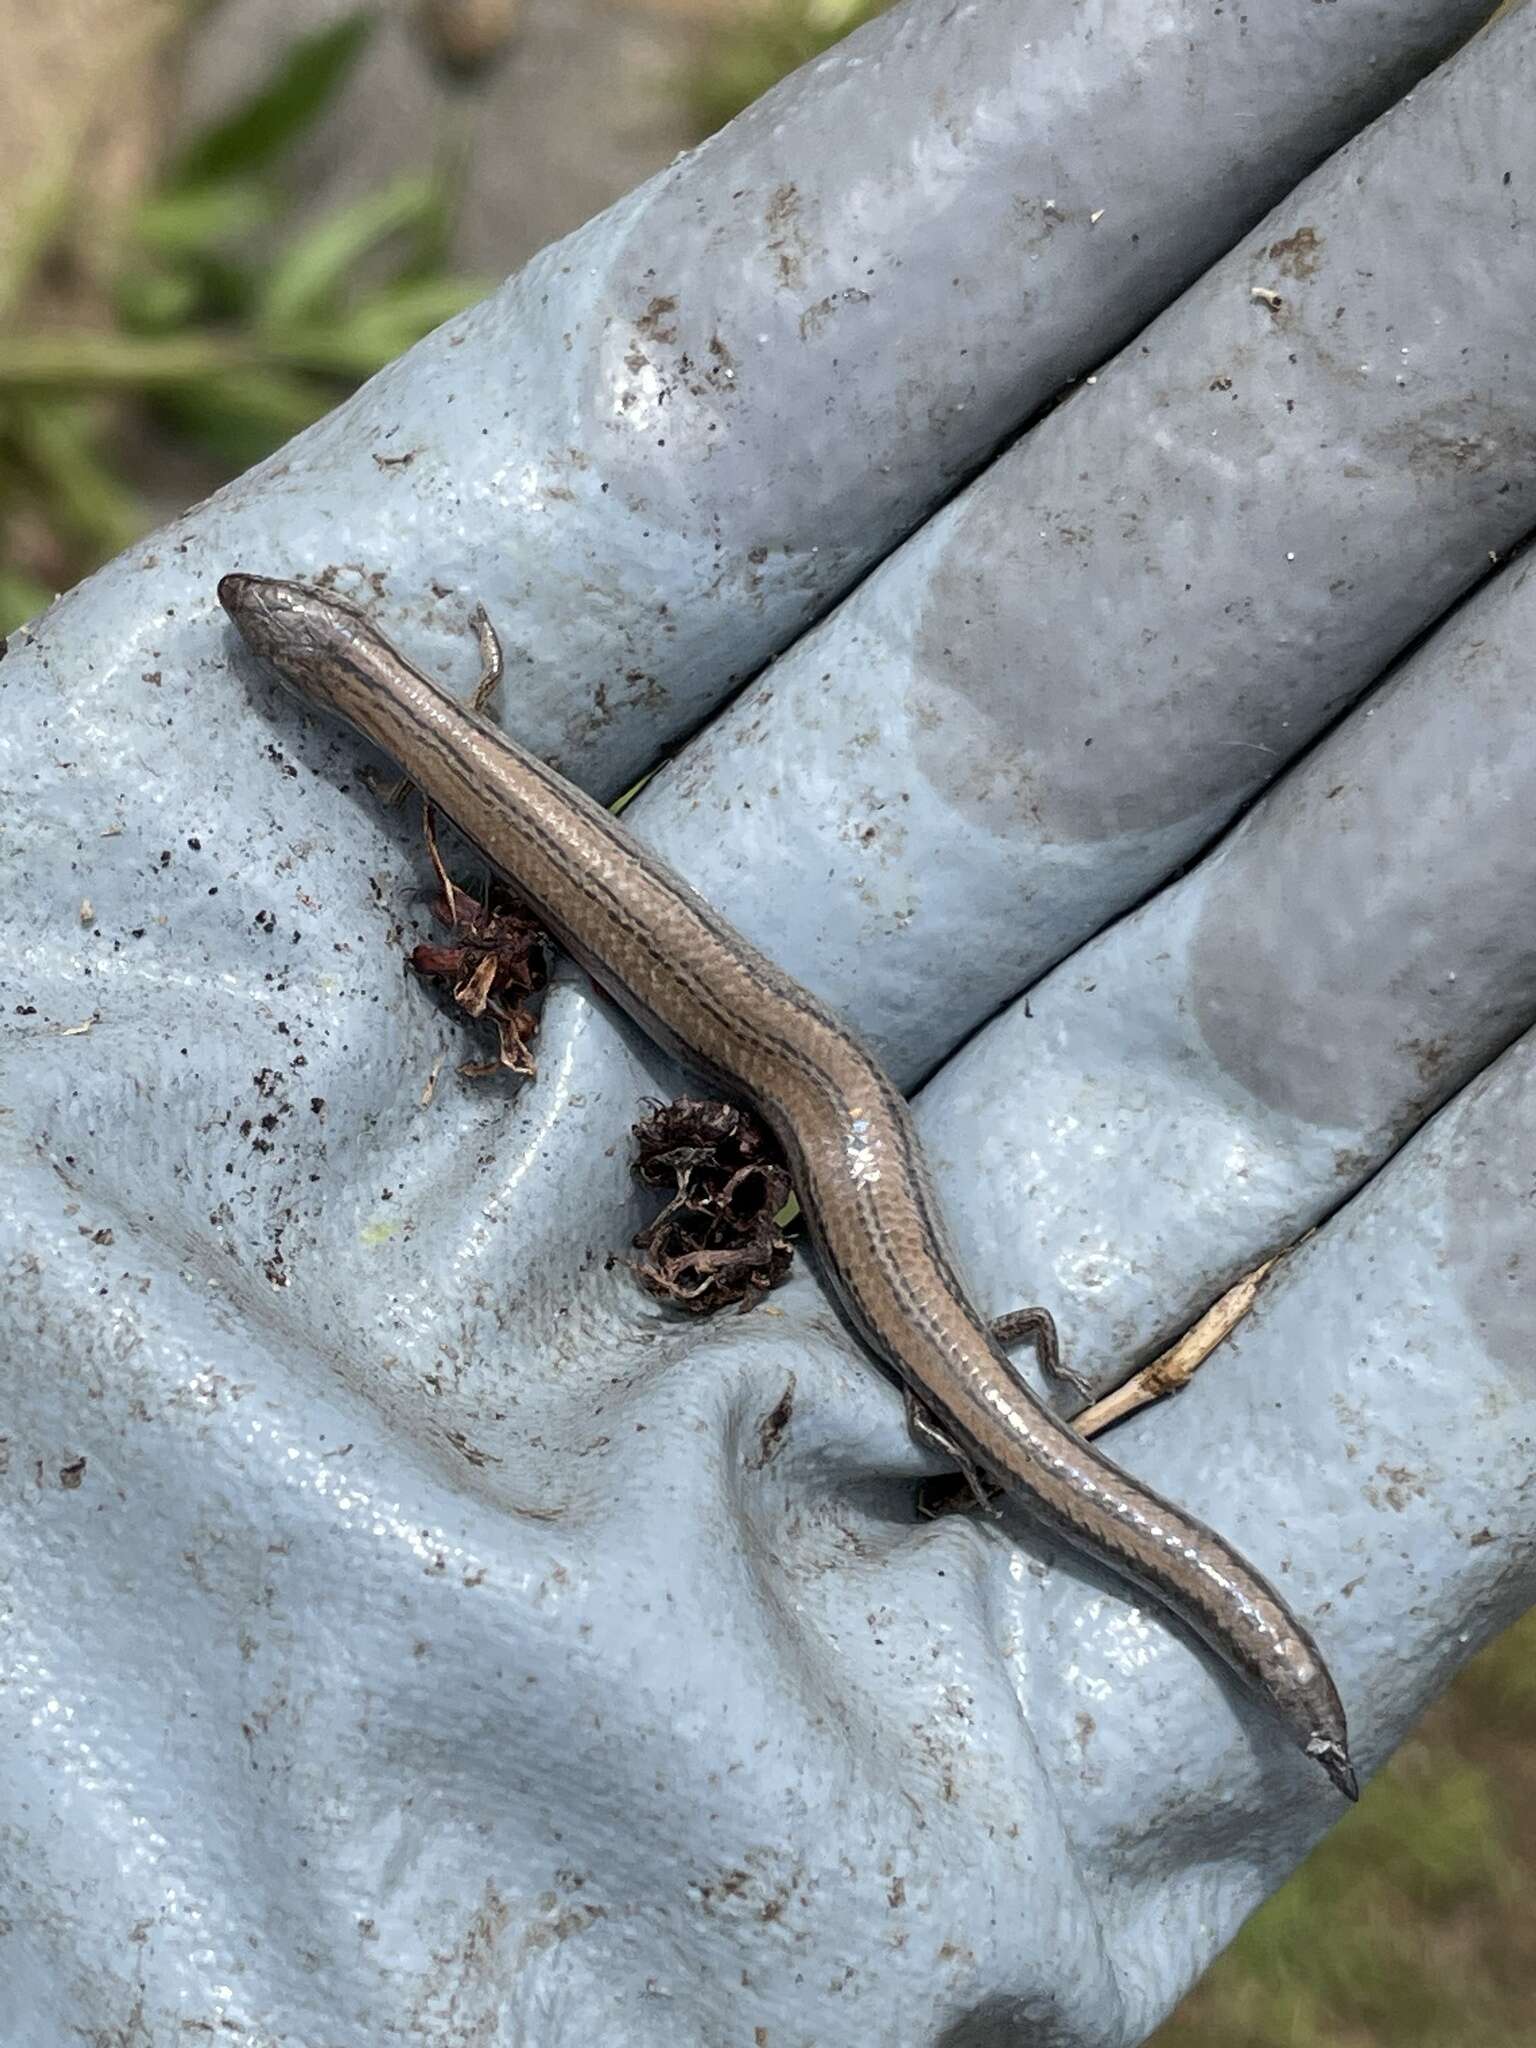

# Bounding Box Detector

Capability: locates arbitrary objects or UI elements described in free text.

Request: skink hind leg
[990,1304,1092,1401]
[905,1390,998,1512]
[909,1305,1083,1515]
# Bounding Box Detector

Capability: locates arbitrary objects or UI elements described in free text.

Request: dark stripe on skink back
[218,571,1357,1802]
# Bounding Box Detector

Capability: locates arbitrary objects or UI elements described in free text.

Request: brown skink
[218,572,1356,1801]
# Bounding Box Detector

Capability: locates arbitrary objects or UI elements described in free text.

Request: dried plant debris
[919,1252,1284,1517]
[405,808,794,1308]
[410,804,549,1078]
[630,1097,796,1313]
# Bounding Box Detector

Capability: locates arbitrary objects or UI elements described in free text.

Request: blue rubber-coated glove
[3,5,1531,2043]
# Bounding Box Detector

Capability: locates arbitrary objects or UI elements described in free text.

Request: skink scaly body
[219,572,1356,1801]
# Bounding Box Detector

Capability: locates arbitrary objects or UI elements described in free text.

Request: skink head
[218,573,371,683]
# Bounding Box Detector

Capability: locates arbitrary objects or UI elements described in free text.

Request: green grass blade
[257,173,441,330]
[168,10,375,188]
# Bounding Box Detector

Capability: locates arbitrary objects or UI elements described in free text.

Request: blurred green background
[2,4,1529,2041]
[0,0,890,634]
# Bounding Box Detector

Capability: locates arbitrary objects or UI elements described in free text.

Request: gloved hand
[3,4,1531,2044]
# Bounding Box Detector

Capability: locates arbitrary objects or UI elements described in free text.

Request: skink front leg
[468,603,505,706]
[388,602,507,805]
